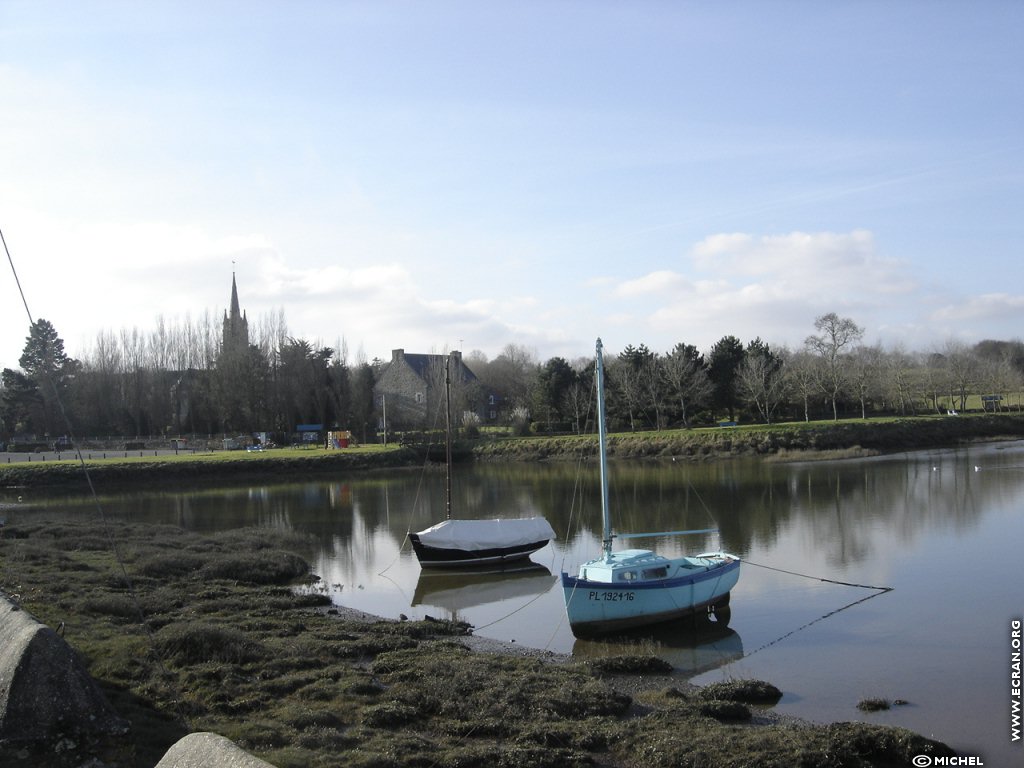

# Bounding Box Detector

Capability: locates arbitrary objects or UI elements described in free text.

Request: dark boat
[410,355,555,568]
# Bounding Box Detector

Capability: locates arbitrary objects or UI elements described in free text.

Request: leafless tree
[943,340,978,412]
[805,313,864,420]
[737,343,787,424]
[783,348,820,422]
[662,343,711,428]
[883,343,917,416]
[848,344,884,419]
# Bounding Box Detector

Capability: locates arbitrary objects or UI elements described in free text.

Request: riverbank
[0,518,955,767]
[3,413,1024,491]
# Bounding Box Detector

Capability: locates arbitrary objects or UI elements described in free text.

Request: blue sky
[1,1,1021,368]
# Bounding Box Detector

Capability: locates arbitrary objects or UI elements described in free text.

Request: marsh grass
[857,697,892,712]
[697,678,785,704]
[588,654,674,675]
[0,517,955,768]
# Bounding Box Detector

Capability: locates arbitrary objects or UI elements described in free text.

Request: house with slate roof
[374,349,482,431]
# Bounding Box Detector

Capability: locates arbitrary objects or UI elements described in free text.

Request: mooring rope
[734,557,893,659]
[739,588,893,659]
[739,558,895,593]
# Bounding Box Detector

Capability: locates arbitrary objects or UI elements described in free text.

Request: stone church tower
[222,272,249,357]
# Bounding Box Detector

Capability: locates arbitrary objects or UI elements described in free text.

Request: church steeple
[222,271,249,357]
[229,272,241,319]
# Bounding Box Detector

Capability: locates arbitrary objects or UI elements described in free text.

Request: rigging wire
[378,356,458,577]
[1,224,194,729]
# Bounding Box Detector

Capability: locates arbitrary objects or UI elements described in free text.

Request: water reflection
[412,563,556,620]
[5,440,1024,761]
[572,619,744,678]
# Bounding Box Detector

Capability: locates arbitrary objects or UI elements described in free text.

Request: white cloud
[615,270,692,298]
[931,293,1024,323]
[600,229,926,353]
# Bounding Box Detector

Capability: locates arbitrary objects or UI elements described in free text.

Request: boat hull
[409,534,551,568]
[561,557,740,637]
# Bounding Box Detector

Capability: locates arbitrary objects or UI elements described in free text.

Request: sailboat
[409,354,555,568]
[561,338,740,637]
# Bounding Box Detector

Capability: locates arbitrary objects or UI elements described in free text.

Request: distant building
[217,273,252,432]
[222,272,249,359]
[374,349,480,431]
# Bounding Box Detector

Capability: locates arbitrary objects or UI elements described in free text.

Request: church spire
[222,271,249,357]
[230,271,241,319]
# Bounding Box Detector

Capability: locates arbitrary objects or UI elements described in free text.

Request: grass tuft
[697,678,783,704]
[857,697,892,712]
[153,621,264,665]
[588,654,673,675]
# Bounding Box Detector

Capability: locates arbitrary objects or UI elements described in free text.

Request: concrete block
[155,732,278,767]
[1,593,130,765]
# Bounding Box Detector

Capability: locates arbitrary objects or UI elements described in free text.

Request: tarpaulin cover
[413,517,555,551]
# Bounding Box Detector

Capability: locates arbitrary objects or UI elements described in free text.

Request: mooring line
[740,588,892,659]
[740,558,894,593]
[473,587,551,631]
[734,557,893,660]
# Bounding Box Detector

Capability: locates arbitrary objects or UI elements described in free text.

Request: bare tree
[662,343,711,428]
[738,340,787,424]
[805,313,863,420]
[563,358,594,434]
[616,344,663,430]
[479,343,537,419]
[782,349,819,422]
[943,340,978,412]
[848,344,884,419]
[610,345,648,431]
[921,351,951,413]
[976,350,1021,412]
[883,343,917,416]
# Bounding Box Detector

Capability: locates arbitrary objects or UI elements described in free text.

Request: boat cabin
[579,549,673,584]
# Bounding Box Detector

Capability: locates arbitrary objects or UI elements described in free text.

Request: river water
[5,441,1022,763]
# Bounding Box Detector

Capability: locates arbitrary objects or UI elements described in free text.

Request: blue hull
[562,557,739,637]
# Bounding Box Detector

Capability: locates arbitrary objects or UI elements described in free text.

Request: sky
[1,1,1022,370]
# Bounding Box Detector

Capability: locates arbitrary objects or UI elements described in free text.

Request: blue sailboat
[561,339,740,637]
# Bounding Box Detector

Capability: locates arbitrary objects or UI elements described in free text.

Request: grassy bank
[4,413,1023,491]
[0,519,954,767]
[474,412,1024,462]
[0,444,421,490]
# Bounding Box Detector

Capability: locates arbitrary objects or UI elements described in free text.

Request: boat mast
[595,338,612,559]
[445,354,453,521]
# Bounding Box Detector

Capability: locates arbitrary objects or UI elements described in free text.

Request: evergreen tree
[1,319,79,437]
[707,335,745,422]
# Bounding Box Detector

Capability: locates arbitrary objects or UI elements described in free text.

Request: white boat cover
[414,517,555,551]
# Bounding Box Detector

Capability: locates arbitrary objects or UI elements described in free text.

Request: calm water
[5,441,1023,763]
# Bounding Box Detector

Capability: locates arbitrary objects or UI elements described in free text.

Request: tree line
[2,311,1023,445]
